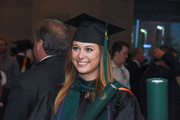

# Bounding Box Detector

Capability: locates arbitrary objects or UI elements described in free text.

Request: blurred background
[0,0,180,61]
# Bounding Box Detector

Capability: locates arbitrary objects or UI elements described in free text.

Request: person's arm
[153,48,180,78]
[0,80,3,108]
[153,48,165,59]
[0,79,2,99]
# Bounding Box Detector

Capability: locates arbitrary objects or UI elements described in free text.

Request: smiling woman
[53,13,144,120]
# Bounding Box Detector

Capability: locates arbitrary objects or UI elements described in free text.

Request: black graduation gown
[25,81,144,120]
[15,55,32,72]
[77,90,144,120]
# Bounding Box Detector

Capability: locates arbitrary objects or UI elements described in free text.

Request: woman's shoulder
[51,83,64,97]
[113,87,136,104]
[110,88,144,120]
[113,79,135,99]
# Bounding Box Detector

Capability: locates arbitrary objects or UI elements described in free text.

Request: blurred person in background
[111,41,130,89]
[4,19,69,120]
[126,48,144,101]
[0,38,20,119]
[13,39,33,73]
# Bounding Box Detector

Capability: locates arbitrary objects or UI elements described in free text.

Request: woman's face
[71,41,100,80]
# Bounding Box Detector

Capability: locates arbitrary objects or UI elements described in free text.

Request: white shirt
[1,70,6,86]
[111,61,130,89]
[40,55,56,62]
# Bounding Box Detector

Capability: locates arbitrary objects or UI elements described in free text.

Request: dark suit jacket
[126,60,142,101]
[4,55,66,120]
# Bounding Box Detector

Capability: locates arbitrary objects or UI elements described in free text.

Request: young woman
[54,13,144,120]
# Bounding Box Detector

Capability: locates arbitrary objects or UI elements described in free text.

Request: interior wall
[0,0,134,52]
[0,0,33,48]
[32,0,134,50]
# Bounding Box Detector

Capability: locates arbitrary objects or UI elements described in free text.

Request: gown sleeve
[110,90,145,120]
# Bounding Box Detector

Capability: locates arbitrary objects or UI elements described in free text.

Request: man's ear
[37,39,44,51]
[115,51,120,56]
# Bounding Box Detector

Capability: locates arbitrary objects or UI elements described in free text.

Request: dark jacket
[4,55,66,120]
[126,60,143,101]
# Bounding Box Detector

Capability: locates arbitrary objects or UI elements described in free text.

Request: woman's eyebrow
[72,44,78,46]
[85,45,94,48]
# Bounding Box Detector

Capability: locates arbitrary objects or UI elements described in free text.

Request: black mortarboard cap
[13,39,32,52]
[65,13,125,46]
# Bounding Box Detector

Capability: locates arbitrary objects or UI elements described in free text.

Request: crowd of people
[0,12,179,120]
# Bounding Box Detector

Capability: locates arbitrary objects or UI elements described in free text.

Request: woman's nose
[78,50,85,59]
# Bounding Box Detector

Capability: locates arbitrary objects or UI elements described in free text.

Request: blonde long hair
[54,42,113,113]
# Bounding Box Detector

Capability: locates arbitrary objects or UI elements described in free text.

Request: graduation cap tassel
[104,22,108,84]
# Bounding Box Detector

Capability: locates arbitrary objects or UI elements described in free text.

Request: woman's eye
[86,48,93,52]
[72,47,79,51]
